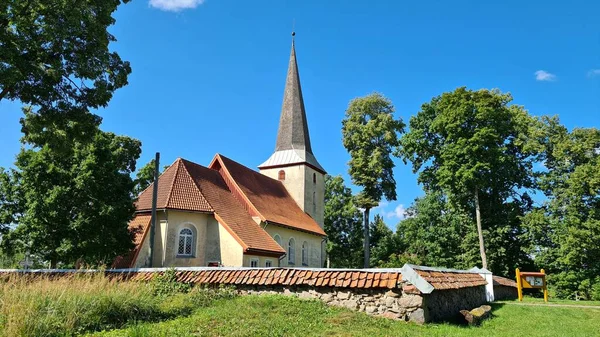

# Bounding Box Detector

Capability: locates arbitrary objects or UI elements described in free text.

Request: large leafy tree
[341,93,405,267]
[524,116,600,299]
[324,175,364,268]
[0,0,131,126]
[401,87,536,271]
[0,110,141,267]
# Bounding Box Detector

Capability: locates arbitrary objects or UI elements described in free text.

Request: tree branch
[0,86,12,101]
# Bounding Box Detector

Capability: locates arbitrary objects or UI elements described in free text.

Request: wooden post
[541,269,548,303]
[516,268,523,301]
[148,152,160,267]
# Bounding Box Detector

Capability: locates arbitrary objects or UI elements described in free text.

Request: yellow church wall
[206,218,244,267]
[303,165,325,229]
[155,210,209,267]
[265,225,324,268]
[260,165,306,211]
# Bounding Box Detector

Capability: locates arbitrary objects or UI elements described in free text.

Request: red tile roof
[0,267,486,293]
[210,154,326,236]
[112,214,151,268]
[180,159,285,255]
[493,275,517,288]
[415,269,488,290]
[135,159,212,213]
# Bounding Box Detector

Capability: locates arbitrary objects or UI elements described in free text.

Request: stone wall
[422,285,487,322]
[236,284,430,323]
[493,285,518,300]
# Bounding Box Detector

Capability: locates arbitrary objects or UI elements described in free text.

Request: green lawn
[91,295,600,337]
[505,296,600,307]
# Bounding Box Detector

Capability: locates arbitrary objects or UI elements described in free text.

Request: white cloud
[588,69,600,78]
[386,204,407,220]
[149,0,205,12]
[535,70,557,82]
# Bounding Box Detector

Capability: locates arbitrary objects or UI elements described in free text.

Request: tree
[395,192,473,269]
[401,87,537,271]
[369,215,400,267]
[324,175,364,268]
[0,0,131,127]
[0,110,141,267]
[341,93,405,267]
[134,160,170,196]
[523,116,600,299]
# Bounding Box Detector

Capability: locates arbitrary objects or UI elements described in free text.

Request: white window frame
[265,260,273,268]
[288,238,296,265]
[250,258,259,268]
[177,227,195,257]
[302,241,309,266]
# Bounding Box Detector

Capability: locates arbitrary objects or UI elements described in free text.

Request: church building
[113,37,327,269]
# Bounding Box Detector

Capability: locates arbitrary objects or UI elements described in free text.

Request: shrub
[150,268,191,296]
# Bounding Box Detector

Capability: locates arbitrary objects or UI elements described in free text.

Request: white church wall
[302,165,325,229]
[214,220,244,267]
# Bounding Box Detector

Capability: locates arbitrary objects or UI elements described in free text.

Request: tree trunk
[50,257,57,269]
[474,187,488,269]
[364,207,370,268]
[0,86,11,101]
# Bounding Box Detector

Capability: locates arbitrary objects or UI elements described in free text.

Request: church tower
[259,35,326,228]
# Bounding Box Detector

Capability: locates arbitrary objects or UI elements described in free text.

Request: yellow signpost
[516,268,548,302]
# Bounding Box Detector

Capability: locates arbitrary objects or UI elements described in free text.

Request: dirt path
[504,302,600,309]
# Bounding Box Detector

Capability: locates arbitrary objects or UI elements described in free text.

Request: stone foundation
[493,285,518,300]
[422,285,487,322]
[236,284,430,323]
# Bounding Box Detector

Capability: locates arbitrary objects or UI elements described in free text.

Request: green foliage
[341,92,405,267]
[401,87,537,272]
[341,93,405,204]
[523,116,600,299]
[0,110,141,267]
[393,192,473,269]
[0,0,131,132]
[369,215,400,267]
[150,269,192,296]
[134,159,157,196]
[324,175,364,268]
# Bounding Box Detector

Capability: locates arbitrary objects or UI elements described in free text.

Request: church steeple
[259,34,325,173]
[259,33,326,229]
[275,36,313,154]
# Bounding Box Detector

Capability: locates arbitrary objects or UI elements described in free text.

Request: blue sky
[1,0,599,228]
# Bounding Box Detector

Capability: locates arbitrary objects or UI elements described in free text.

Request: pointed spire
[259,33,325,174]
[274,34,313,154]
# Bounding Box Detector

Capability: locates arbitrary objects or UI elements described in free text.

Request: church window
[278,170,285,181]
[265,260,272,267]
[302,241,309,266]
[250,258,259,268]
[274,234,282,247]
[313,191,316,214]
[288,238,296,265]
[177,228,194,256]
[313,173,316,184]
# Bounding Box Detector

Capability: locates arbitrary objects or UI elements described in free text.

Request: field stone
[408,308,427,324]
[337,291,351,300]
[343,300,358,310]
[365,306,377,314]
[398,295,423,308]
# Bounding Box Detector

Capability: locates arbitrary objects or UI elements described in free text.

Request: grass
[91,295,600,337]
[0,272,234,337]
[505,296,600,306]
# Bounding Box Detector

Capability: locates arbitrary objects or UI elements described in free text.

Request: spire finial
[292,19,296,39]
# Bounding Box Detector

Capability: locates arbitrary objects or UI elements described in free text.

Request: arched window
[302,241,309,266]
[288,238,295,265]
[278,170,285,181]
[178,228,194,256]
[313,173,316,184]
[273,234,282,247]
[312,191,316,213]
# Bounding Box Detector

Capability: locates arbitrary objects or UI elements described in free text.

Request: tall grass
[0,273,188,337]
